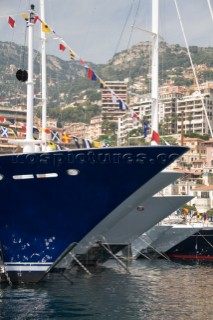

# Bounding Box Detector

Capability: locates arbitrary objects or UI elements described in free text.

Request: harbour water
[0,259,212,319]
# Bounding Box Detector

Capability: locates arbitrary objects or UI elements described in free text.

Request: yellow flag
[21,13,28,21]
[70,50,75,60]
[92,141,101,148]
[100,80,106,88]
[42,22,51,33]
[48,142,56,149]
[8,128,17,136]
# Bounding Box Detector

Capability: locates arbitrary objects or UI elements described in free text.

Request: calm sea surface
[0,260,212,320]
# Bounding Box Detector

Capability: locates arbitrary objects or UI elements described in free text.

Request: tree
[206,208,213,218]
[102,120,118,138]
[184,132,210,140]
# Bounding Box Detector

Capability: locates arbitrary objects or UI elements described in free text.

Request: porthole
[137,206,144,212]
[67,169,80,176]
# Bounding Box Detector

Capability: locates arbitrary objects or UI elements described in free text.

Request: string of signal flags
[4,12,161,144]
[6,12,129,111]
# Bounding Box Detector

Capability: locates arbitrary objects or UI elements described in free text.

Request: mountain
[98,42,213,85]
[1,41,213,112]
[0,41,96,107]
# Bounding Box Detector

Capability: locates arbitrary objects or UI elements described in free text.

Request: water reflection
[0,260,212,319]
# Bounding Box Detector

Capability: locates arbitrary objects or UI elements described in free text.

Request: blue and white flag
[73,136,80,149]
[119,99,128,110]
[82,138,92,149]
[143,122,149,138]
[51,130,60,142]
[1,126,8,138]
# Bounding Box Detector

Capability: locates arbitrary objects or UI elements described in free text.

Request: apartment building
[87,115,102,141]
[0,103,26,123]
[101,81,140,144]
[64,115,102,142]
[133,86,185,134]
[190,185,213,214]
[132,84,213,136]
[202,139,213,166]
[177,137,207,166]
[177,89,213,135]
[101,81,128,122]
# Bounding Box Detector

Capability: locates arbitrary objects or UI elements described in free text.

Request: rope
[174,0,213,139]
[207,0,213,21]
[113,0,136,56]
[194,229,213,250]
[127,0,141,49]
[29,12,130,107]
[1,1,29,130]
[81,0,99,56]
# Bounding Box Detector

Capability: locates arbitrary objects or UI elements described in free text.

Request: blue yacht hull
[0,146,188,282]
[166,228,213,261]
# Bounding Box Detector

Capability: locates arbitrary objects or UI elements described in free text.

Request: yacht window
[13,174,34,180]
[36,173,58,178]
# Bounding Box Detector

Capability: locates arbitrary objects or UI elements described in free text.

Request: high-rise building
[101,81,128,122]
[177,89,213,135]
[132,85,213,136]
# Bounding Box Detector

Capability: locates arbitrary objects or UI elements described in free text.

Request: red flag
[8,16,15,28]
[80,58,85,65]
[86,68,96,80]
[59,44,66,51]
[0,117,5,123]
[151,130,160,144]
[130,109,138,120]
[183,208,189,214]
[87,68,93,80]
[34,16,39,24]
[42,128,51,134]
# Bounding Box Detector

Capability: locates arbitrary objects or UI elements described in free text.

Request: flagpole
[40,0,47,151]
[151,0,159,145]
[24,5,35,153]
[9,5,42,151]
[117,117,121,146]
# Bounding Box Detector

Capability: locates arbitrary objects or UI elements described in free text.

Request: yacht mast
[40,0,47,151]
[24,4,35,153]
[151,0,159,145]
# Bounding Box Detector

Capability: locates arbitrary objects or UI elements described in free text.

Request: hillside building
[64,115,102,142]
[176,137,207,167]
[176,89,213,135]
[202,139,213,166]
[132,84,213,136]
[101,81,128,122]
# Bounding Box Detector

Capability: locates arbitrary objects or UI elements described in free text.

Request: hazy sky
[1,0,213,64]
